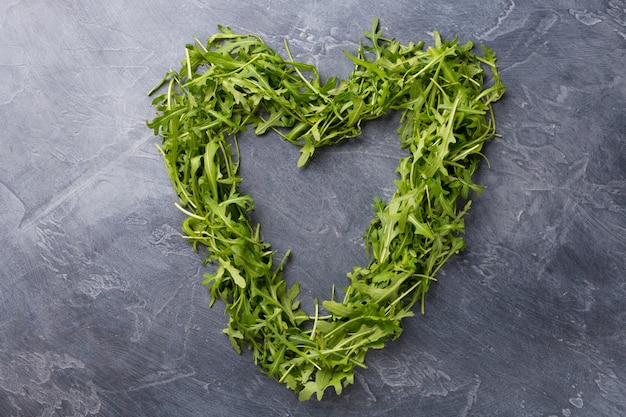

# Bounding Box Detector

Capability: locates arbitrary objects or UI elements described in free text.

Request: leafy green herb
[147,18,505,400]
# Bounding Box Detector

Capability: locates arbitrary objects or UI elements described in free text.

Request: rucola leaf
[147,19,505,400]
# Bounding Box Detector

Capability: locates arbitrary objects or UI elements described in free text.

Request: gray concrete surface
[1,1,625,416]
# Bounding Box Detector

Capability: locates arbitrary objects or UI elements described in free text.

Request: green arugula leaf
[146,18,505,401]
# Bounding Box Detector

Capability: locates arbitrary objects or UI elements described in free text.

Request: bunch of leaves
[147,18,505,400]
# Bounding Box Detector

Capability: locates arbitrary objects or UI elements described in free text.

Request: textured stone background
[1,1,624,416]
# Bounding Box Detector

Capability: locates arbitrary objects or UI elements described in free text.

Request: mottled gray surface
[1,1,625,416]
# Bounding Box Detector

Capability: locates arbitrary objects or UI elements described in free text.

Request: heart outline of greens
[147,18,505,401]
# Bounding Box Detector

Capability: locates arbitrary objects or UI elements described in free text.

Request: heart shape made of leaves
[147,19,505,401]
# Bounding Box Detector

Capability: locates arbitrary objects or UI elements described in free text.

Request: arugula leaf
[147,19,505,400]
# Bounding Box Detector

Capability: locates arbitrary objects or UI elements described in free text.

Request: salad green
[147,18,505,400]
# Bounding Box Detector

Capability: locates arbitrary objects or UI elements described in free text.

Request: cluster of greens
[147,19,504,400]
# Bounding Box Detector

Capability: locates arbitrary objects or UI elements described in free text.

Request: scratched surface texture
[1,1,625,416]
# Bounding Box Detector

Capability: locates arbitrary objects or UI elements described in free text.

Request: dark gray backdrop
[1,1,624,416]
